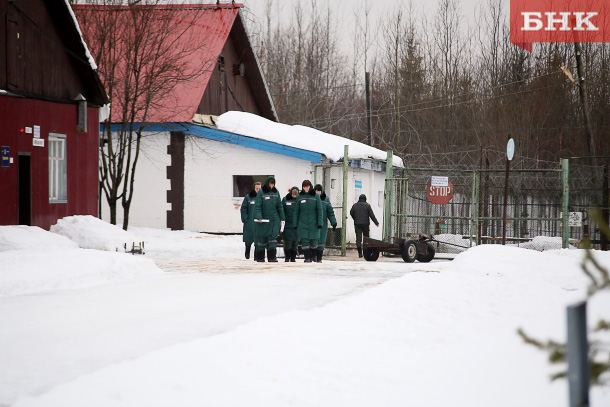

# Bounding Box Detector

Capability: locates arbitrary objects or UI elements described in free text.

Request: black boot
[290,249,296,262]
[256,250,265,262]
[245,243,251,259]
[284,248,290,262]
[357,247,363,258]
[268,248,278,262]
[316,249,323,263]
[304,249,312,263]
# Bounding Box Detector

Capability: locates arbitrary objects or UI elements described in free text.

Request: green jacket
[293,188,323,240]
[315,184,337,245]
[254,176,285,238]
[240,189,258,242]
[281,187,299,242]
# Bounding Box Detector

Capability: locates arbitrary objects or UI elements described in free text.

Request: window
[49,134,67,202]
[233,175,271,197]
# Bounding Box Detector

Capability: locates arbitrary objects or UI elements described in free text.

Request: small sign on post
[568,212,583,227]
[502,137,515,245]
[430,176,449,187]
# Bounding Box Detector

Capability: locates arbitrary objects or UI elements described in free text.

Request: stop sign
[427,181,453,204]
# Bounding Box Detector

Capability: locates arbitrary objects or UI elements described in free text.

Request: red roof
[74,4,242,123]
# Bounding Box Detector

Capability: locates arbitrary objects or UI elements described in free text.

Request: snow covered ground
[1,216,609,407]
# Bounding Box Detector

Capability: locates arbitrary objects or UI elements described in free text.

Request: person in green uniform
[254,176,285,262]
[281,186,300,262]
[293,180,323,263]
[314,184,337,263]
[240,182,261,259]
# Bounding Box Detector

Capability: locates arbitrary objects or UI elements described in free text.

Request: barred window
[233,175,270,197]
[48,134,67,202]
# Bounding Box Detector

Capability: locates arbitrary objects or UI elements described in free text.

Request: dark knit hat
[302,180,312,188]
[359,194,367,202]
[314,184,323,192]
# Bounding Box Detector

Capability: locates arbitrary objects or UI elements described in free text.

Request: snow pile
[51,215,143,252]
[216,111,404,166]
[519,236,567,251]
[0,249,162,297]
[432,233,474,253]
[0,226,78,252]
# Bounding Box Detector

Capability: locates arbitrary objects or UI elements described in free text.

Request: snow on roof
[64,0,98,71]
[216,111,404,167]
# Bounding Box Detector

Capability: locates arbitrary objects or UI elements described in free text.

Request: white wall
[184,137,315,233]
[100,133,171,229]
[101,132,389,241]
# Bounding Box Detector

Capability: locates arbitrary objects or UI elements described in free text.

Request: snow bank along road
[0,255,443,406]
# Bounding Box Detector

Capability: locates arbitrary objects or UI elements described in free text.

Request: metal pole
[567,301,589,407]
[341,145,349,257]
[502,157,511,245]
[365,72,373,147]
[562,158,570,249]
[383,151,393,242]
[471,170,479,247]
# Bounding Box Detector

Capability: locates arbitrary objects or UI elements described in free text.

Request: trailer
[362,235,436,263]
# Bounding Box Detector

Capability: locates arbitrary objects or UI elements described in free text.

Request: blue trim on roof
[101,122,322,163]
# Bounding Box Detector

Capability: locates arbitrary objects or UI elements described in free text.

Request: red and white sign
[510,0,610,52]
[427,181,453,205]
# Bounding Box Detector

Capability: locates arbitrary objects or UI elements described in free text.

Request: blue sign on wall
[1,146,9,168]
[355,180,362,188]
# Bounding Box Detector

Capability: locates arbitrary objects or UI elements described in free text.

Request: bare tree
[74,1,213,229]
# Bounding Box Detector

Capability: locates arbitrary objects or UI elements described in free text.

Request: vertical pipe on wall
[342,145,349,257]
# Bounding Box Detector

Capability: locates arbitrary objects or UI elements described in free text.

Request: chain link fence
[311,156,609,256]
[385,166,570,254]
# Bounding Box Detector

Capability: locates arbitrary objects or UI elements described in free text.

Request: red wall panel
[0,95,99,230]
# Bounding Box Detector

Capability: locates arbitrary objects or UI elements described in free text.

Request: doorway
[18,154,31,225]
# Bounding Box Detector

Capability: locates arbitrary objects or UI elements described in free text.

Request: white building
[102,112,403,244]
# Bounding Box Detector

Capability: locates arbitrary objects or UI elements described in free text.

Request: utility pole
[574,42,596,167]
[365,72,373,147]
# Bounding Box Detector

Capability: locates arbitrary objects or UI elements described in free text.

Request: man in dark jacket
[314,184,337,263]
[350,194,379,258]
[293,180,323,263]
[254,176,285,262]
[281,186,300,262]
[240,181,261,259]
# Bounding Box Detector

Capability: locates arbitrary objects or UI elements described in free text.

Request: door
[18,154,31,225]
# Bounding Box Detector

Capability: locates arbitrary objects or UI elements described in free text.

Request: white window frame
[48,133,67,203]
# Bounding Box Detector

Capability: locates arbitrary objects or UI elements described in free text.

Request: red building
[0,0,108,229]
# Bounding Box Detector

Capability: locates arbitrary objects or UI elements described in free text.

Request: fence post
[562,158,570,249]
[383,150,393,242]
[567,301,589,407]
[342,145,349,257]
[471,170,479,247]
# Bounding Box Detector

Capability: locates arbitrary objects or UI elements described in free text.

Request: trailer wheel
[401,240,417,263]
[416,243,436,263]
[363,247,379,261]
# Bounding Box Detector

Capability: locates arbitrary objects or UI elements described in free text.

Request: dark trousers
[355,224,370,248]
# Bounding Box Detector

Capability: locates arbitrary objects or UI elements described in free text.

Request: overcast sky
[240,0,486,63]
